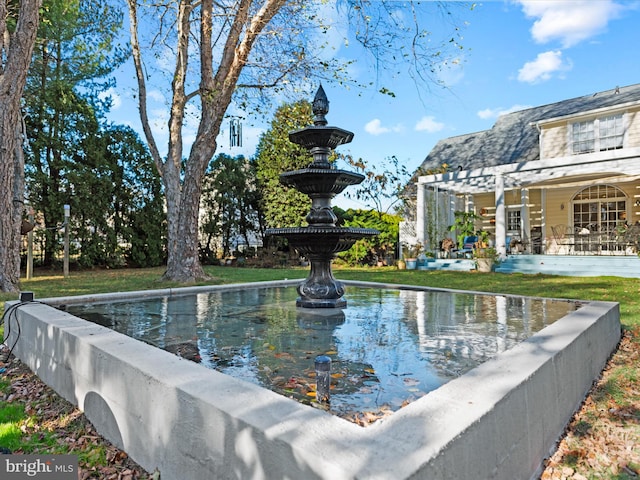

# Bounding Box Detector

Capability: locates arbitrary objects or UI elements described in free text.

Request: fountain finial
[312,85,329,126]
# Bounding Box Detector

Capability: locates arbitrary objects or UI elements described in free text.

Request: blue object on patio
[458,235,478,258]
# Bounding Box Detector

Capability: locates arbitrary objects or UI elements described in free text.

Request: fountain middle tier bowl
[266,226,378,255]
[279,168,365,195]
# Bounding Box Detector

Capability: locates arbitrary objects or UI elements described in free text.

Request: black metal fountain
[266,86,378,308]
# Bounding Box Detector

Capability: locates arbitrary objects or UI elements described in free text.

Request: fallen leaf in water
[274,352,293,359]
[284,377,298,389]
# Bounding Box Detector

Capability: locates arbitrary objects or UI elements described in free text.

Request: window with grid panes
[571,120,594,154]
[507,209,521,232]
[571,113,624,154]
[572,185,627,233]
[599,114,623,150]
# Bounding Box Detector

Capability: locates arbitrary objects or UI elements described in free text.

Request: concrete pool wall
[4,280,620,480]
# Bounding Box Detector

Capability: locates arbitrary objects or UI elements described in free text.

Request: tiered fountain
[266,86,378,308]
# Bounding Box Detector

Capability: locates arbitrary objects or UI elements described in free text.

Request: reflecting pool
[65,286,580,419]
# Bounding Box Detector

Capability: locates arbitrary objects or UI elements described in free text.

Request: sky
[105,0,640,210]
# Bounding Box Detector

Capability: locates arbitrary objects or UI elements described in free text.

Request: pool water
[66,286,580,420]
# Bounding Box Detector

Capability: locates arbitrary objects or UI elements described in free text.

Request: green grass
[0,398,25,450]
[0,266,635,312]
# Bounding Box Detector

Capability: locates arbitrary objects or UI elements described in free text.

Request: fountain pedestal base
[297,259,346,308]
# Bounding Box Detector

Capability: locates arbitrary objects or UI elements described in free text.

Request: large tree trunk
[0,0,41,292]
[163,156,209,282]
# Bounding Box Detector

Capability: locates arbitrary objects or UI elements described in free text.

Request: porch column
[465,194,474,213]
[416,182,426,247]
[495,173,507,258]
[440,191,455,246]
[448,192,456,235]
[540,190,547,254]
[521,188,531,253]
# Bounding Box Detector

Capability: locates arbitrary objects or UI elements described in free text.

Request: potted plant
[474,246,497,272]
[476,229,490,248]
[402,242,422,270]
[449,211,481,250]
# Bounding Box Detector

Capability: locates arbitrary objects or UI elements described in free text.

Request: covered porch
[409,148,640,260]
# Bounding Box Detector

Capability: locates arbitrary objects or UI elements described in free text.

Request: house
[404,83,640,269]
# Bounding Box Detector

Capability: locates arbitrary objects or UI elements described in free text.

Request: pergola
[415,146,640,258]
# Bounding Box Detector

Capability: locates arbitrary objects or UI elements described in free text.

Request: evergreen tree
[23,0,127,265]
[68,125,165,268]
[254,101,313,229]
[201,154,262,260]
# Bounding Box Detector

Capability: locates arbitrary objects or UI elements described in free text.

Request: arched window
[572,185,628,252]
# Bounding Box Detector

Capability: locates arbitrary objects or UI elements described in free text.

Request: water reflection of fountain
[266,86,378,308]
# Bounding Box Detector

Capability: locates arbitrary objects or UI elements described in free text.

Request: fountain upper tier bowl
[288,125,354,150]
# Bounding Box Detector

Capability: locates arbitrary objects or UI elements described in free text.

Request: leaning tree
[0,0,41,292]
[126,0,468,283]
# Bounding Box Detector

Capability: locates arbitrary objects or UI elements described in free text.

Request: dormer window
[599,114,624,151]
[571,113,624,155]
[571,120,594,154]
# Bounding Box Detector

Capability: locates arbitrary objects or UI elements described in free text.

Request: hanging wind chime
[229,118,242,148]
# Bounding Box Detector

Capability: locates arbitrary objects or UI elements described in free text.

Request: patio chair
[550,224,574,254]
[457,235,477,258]
[622,224,640,253]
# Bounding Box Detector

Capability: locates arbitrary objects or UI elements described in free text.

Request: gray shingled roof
[416,83,640,173]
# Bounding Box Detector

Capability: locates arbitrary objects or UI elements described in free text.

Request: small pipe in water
[314,355,331,403]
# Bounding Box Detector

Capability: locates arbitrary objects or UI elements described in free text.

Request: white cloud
[148,90,165,103]
[517,50,571,83]
[517,0,623,48]
[477,108,495,120]
[364,118,403,135]
[414,116,444,133]
[477,104,533,120]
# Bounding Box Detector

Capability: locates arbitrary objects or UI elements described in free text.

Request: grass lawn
[1,266,639,478]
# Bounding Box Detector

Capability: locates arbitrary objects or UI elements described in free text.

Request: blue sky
[327,0,640,174]
[106,1,640,208]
